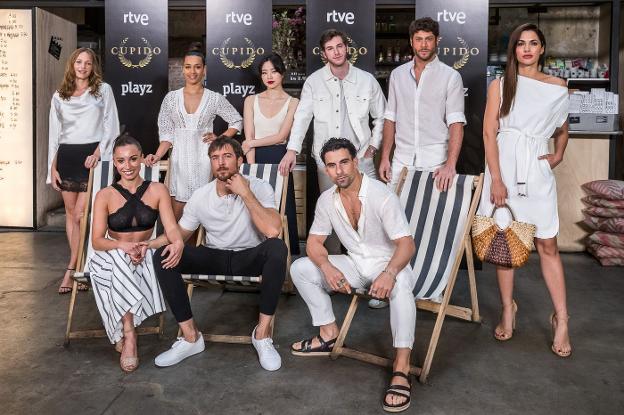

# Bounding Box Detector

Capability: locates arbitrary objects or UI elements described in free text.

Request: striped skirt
[86,248,166,343]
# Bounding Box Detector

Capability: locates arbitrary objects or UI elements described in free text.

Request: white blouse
[47,82,120,183]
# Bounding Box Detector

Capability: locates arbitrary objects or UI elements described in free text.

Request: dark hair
[113,133,142,154]
[208,135,244,159]
[500,23,547,117]
[319,29,349,50]
[184,41,205,65]
[320,138,357,163]
[409,17,440,39]
[257,53,286,76]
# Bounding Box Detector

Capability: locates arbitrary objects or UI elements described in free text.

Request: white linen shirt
[47,82,120,183]
[385,56,466,169]
[179,175,276,251]
[287,63,386,163]
[309,175,411,274]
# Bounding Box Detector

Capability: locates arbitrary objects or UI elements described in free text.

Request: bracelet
[382,268,397,281]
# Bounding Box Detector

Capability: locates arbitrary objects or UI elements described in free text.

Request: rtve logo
[437,10,466,24]
[326,10,355,24]
[225,11,253,26]
[123,12,149,26]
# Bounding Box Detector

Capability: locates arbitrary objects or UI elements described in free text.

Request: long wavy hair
[58,48,103,100]
[500,23,546,117]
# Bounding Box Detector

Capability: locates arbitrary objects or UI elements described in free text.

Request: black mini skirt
[56,142,99,192]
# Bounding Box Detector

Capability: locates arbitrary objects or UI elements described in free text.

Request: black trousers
[153,238,287,323]
[254,144,300,255]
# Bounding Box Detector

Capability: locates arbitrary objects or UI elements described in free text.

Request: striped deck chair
[63,161,165,346]
[180,163,291,344]
[330,168,484,383]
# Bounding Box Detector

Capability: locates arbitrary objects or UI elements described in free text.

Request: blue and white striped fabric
[240,163,285,212]
[399,168,474,299]
[182,163,286,285]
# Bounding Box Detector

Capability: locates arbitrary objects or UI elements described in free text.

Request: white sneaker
[251,326,281,371]
[154,332,205,367]
[368,299,389,309]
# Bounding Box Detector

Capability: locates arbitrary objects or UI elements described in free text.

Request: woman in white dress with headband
[478,23,572,357]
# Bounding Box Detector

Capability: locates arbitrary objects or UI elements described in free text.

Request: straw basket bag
[471,204,536,268]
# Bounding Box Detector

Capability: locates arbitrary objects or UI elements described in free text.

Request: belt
[498,128,550,197]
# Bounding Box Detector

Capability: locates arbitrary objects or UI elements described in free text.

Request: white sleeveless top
[253,94,291,142]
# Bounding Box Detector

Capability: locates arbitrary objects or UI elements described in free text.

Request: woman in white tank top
[242,53,300,254]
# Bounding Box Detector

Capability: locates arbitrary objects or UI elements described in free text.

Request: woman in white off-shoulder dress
[145,43,242,219]
[478,23,572,357]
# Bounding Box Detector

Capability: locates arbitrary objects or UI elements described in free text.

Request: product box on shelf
[568,113,618,132]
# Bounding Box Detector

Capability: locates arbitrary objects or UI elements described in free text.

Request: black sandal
[291,335,337,356]
[382,371,412,413]
[58,268,75,295]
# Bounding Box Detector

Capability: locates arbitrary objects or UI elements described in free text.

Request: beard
[335,174,354,189]
[415,48,435,61]
[215,168,236,182]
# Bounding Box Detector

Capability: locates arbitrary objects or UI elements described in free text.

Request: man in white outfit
[279,29,386,190]
[372,17,466,309]
[290,138,417,412]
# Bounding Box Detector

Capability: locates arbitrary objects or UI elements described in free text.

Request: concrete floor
[0,231,623,415]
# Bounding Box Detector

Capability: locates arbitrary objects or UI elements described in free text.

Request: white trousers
[389,157,444,189]
[291,255,417,349]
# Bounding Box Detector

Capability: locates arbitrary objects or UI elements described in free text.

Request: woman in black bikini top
[86,134,184,373]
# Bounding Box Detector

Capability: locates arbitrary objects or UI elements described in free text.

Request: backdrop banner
[205,0,272,136]
[305,0,375,74]
[105,0,168,154]
[416,0,488,174]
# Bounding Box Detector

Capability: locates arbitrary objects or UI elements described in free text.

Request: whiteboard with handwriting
[0,9,33,227]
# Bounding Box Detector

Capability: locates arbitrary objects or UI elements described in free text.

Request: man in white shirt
[150,136,287,371]
[379,17,466,191]
[289,138,417,413]
[278,29,386,191]
[373,17,466,310]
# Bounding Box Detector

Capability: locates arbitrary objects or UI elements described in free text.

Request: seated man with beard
[151,136,287,371]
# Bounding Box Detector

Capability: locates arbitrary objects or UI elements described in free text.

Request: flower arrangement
[272,7,305,71]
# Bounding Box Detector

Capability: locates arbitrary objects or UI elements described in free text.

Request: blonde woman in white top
[242,53,300,254]
[48,47,120,294]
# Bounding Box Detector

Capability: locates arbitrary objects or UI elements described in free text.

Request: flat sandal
[382,371,412,413]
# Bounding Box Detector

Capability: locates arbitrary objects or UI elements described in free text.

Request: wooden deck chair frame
[330,168,484,383]
[180,163,291,345]
[63,161,168,346]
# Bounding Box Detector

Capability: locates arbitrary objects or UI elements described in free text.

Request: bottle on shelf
[393,41,401,63]
[377,46,384,63]
[386,44,393,63]
[388,15,396,32]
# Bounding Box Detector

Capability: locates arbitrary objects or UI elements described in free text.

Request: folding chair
[330,168,484,383]
[180,163,292,344]
[64,161,165,346]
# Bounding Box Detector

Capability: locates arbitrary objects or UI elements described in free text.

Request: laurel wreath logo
[453,37,470,70]
[219,37,257,69]
[117,37,153,69]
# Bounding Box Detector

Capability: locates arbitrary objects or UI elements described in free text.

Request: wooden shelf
[569,130,623,136]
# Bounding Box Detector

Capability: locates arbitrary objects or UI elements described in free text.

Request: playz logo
[121,81,153,96]
[223,83,255,98]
